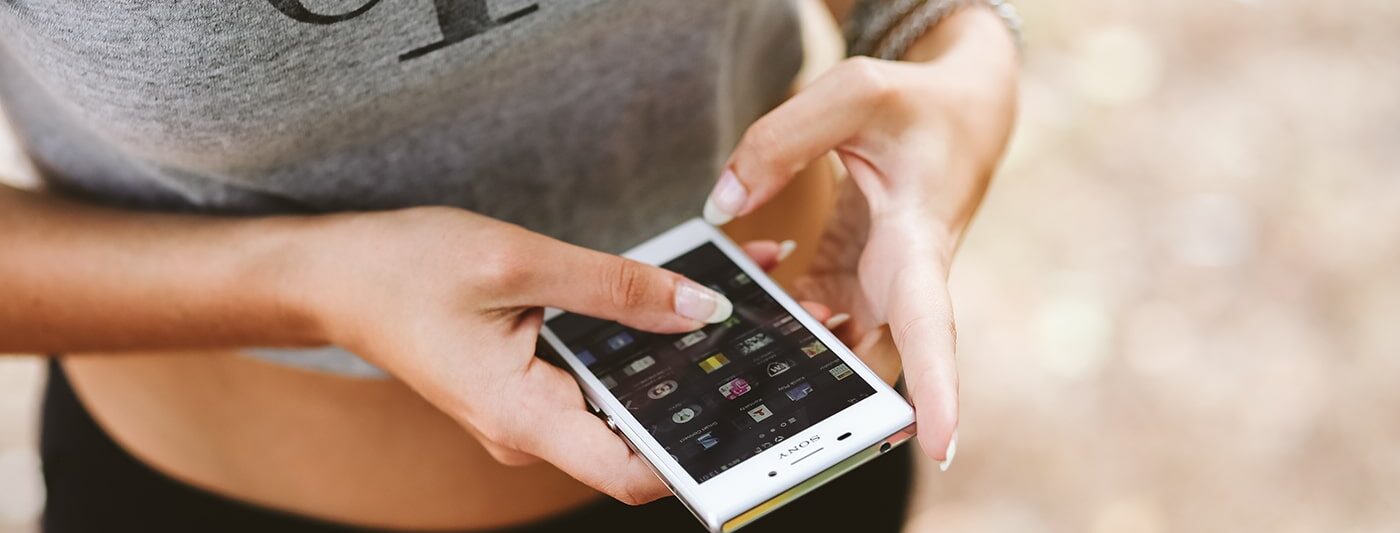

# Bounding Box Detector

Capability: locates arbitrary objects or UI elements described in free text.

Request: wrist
[903,5,1019,75]
[233,213,344,348]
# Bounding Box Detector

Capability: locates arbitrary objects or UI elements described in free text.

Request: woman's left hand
[702,7,1019,467]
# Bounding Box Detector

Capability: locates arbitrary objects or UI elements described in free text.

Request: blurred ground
[903,1,1400,532]
[3,1,1399,532]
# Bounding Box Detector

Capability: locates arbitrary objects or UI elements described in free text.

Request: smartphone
[539,218,917,532]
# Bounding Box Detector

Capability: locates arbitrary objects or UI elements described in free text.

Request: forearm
[0,185,328,353]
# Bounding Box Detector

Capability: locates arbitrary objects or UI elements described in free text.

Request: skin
[0,3,1017,530]
[708,4,1020,465]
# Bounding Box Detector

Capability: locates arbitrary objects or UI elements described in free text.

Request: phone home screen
[545,243,875,482]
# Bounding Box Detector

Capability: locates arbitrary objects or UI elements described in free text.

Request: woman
[0,1,1018,531]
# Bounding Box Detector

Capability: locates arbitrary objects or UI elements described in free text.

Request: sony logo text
[777,435,821,459]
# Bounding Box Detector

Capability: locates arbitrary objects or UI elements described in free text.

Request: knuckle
[740,121,786,175]
[839,57,896,105]
[605,259,652,311]
[599,464,664,506]
[610,482,650,506]
[474,417,518,451]
[894,314,940,350]
[475,235,531,293]
[480,440,511,461]
[490,448,539,467]
[590,466,636,504]
[532,365,586,406]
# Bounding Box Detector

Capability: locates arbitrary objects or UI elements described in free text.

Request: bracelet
[847,0,1024,60]
[844,0,926,58]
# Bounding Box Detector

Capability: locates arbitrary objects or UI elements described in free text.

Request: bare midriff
[63,165,837,531]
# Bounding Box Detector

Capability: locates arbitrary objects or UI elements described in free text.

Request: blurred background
[2,0,1397,532]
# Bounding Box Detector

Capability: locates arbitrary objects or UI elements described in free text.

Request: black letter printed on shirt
[267,0,386,24]
[266,0,539,61]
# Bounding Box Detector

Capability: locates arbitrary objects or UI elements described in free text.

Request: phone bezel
[540,218,915,532]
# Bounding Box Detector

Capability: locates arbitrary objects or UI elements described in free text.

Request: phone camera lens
[879,442,892,453]
[768,471,777,477]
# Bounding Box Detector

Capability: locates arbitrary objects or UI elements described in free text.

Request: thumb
[503,236,733,334]
[883,260,959,463]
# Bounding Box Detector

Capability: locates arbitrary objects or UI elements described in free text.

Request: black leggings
[39,360,913,533]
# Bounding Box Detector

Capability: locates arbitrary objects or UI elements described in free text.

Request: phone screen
[546,243,875,483]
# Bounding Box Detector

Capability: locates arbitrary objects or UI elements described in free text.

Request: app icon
[721,315,742,329]
[779,319,805,335]
[697,432,719,450]
[622,355,655,376]
[737,332,774,355]
[732,272,752,286]
[785,382,814,401]
[575,349,597,366]
[606,331,635,352]
[698,353,730,374]
[672,406,700,424]
[674,330,708,350]
[647,379,679,399]
[766,360,792,377]
[801,341,828,358]
[748,404,773,422]
[718,377,751,400]
[829,363,854,380]
[599,374,618,390]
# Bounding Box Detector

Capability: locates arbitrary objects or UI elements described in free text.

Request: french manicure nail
[939,431,958,472]
[776,240,798,262]
[824,313,851,330]
[702,169,748,226]
[674,281,734,324]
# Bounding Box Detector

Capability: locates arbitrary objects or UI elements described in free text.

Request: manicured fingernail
[824,313,851,330]
[703,169,748,226]
[939,431,958,472]
[674,281,734,324]
[776,240,798,262]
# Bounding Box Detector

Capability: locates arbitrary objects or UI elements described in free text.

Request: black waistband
[37,359,911,533]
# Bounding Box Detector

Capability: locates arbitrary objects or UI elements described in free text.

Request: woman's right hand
[297,207,734,505]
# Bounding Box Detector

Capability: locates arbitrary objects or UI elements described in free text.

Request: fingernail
[824,313,851,330]
[703,169,748,226]
[939,431,958,472]
[674,281,734,324]
[776,240,798,262]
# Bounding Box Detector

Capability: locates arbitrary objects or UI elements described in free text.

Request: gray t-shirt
[0,0,803,377]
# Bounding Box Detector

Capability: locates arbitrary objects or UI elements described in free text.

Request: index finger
[498,232,732,334]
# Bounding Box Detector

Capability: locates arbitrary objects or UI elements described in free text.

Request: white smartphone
[539,218,916,532]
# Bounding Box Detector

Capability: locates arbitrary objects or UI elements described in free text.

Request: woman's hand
[702,7,1019,467]
[300,207,734,505]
